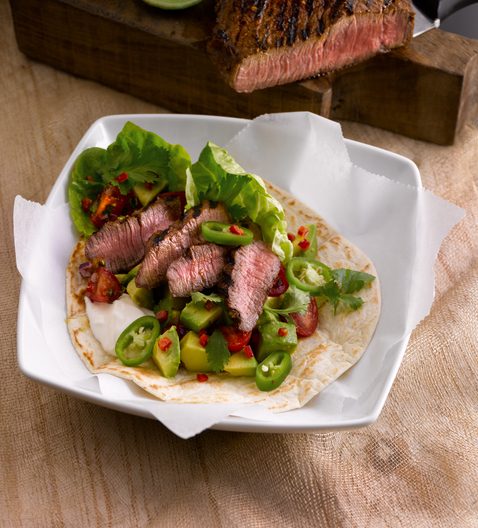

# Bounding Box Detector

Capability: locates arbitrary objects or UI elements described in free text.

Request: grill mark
[287,3,301,45]
[330,0,345,23]
[254,0,268,18]
[345,0,355,13]
[306,0,315,16]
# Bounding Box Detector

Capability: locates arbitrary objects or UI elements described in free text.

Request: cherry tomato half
[290,297,319,337]
[90,185,137,229]
[220,326,252,353]
[85,267,122,303]
[268,265,289,297]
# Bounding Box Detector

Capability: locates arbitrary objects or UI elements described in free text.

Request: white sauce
[85,294,153,356]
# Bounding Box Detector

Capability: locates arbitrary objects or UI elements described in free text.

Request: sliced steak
[227,241,281,331]
[167,244,227,297]
[85,194,182,273]
[136,201,230,289]
[208,0,415,93]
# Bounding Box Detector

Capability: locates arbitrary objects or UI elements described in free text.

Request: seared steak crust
[136,201,231,289]
[167,244,227,297]
[227,241,281,331]
[209,0,414,92]
[85,195,182,273]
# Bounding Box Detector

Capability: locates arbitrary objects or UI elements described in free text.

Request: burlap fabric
[1,1,477,526]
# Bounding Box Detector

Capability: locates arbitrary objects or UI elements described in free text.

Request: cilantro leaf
[331,269,375,294]
[318,269,375,313]
[205,330,230,373]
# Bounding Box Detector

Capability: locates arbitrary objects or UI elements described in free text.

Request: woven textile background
[1,1,477,526]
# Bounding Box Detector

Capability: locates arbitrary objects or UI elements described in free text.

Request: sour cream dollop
[85,294,153,356]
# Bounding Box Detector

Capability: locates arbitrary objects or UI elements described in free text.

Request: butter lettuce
[187,142,293,261]
[68,122,190,236]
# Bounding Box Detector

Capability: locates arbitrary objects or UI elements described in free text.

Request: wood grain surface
[10,0,478,144]
[2,1,478,526]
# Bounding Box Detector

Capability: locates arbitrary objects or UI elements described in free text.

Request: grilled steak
[85,194,182,273]
[227,241,281,331]
[136,201,231,289]
[208,0,415,93]
[167,244,227,297]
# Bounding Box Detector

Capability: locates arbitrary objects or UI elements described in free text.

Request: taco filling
[66,122,380,412]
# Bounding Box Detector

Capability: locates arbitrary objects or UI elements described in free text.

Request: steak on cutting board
[208,0,415,93]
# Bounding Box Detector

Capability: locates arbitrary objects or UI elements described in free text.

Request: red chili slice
[81,197,93,212]
[290,297,319,337]
[229,224,244,236]
[155,310,169,323]
[268,265,289,297]
[220,326,252,353]
[85,267,122,304]
[159,337,172,351]
[116,172,129,183]
[243,345,254,358]
[199,333,209,347]
[298,239,311,251]
[197,373,208,382]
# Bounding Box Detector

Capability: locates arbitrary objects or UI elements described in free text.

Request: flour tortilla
[66,182,381,412]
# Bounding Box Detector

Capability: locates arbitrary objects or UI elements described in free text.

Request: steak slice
[227,241,281,331]
[85,194,182,273]
[136,201,230,289]
[208,0,415,93]
[167,244,227,297]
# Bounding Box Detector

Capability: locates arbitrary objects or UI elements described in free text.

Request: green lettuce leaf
[104,122,190,192]
[68,122,191,236]
[188,142,293,262]
[68,147,107,237]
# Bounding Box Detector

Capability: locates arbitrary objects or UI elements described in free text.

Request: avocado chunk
[180,331,213,372]
[116,263,141,286]
[180,300,222,333]
[133,181,166,207]
[256,321,297,362]
[153,326,180,378]
[293,223,318,259]
[224,350,258,377]
[127,278,154,310]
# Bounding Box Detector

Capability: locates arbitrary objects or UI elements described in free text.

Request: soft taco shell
[66,181,381,412]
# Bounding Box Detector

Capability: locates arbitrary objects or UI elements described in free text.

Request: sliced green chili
[115,315,160,366]
[286,257,333,295]
[255,351,292,392]
[201,221,253,246]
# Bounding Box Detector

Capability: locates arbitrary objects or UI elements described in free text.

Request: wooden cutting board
[10,0,478,144]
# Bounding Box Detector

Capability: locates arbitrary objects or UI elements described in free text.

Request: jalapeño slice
[286,257,333,295]
[201,222,254,246]
[115,316,160,366]
[255,352,292,392]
